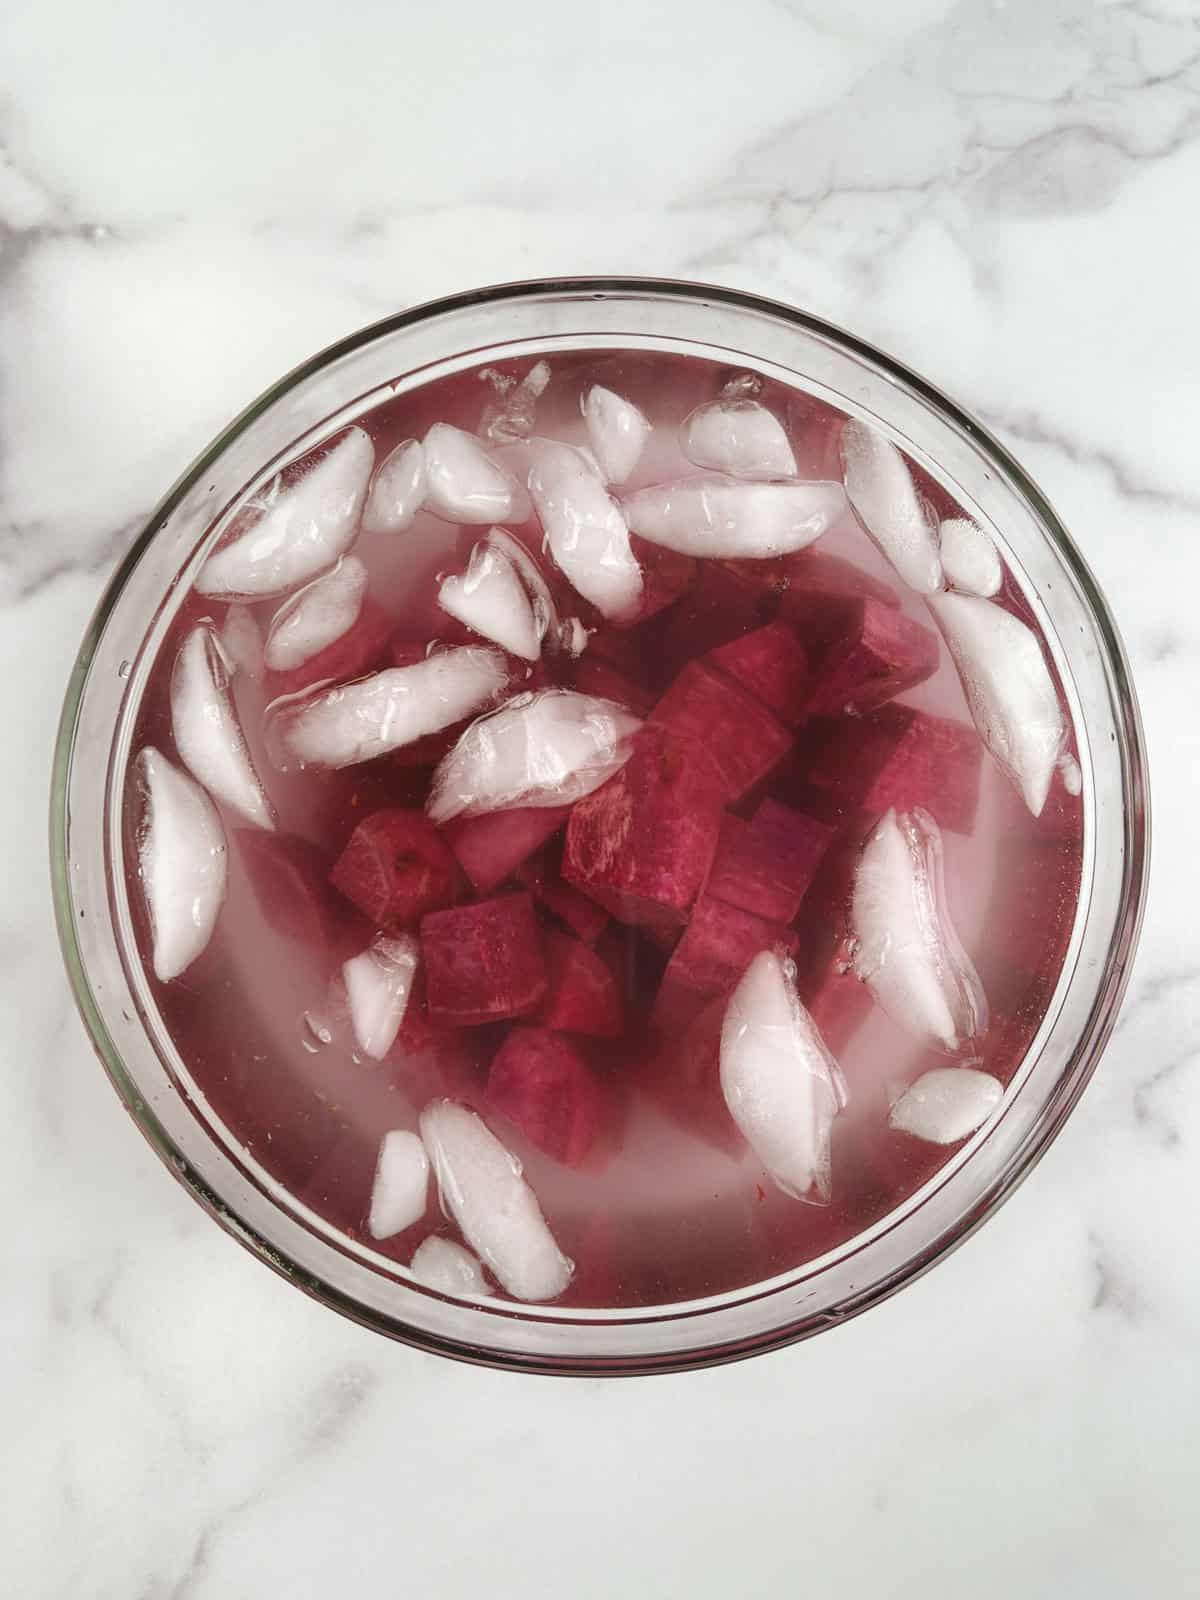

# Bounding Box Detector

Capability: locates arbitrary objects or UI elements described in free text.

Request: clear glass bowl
[50,277,1149,1375]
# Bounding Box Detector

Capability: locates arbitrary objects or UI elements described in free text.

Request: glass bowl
[50,277,1149,1375]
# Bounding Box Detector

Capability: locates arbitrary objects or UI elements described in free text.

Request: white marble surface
[2,0,1196,1593]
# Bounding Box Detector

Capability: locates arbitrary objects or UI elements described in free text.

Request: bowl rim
[50,274,1151,1376]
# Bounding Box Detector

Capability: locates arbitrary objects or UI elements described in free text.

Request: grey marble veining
[1,0,1195,1595]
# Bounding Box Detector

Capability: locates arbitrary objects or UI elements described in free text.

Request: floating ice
[134,746,228,982]
[266,646,510,772]
[170,623,274,829]
[367,1129,429,1238]
[851,808,987,1052]
[527,440,643,622]
[409,1236,493,1297]
[486,526,585,656]
[196,427,374,598]
[889,1067,1003,1144]
[423,423,531,524]
[219,603,263,679]
[264,555,368,672]
[1059,752,1082,797]
[482,361,553,444]
[362,438,426,535]
[840,420,942,594]
[561,616,589,657]
[622,475,844,559]
[939,517,1002,598]
[683,399,797,481]
[582,384,652,484]
[927,591,1066,816]
[419,1100,573,1302]
[343,933,420,1060]
[427,689,641,823]
[719,950,846,1203]
[438,540,541,661]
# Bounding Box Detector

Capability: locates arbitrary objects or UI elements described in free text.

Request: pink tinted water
[124,350,1082,1309]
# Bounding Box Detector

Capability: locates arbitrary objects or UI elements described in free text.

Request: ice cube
[889,1067,1003,1144]
[423,423,531,524]
[524,360,552,397]
[483,526,584,655]
[361,438,427,535]
[623,475,845,558]
[850,808,987,1051]
[561,616,589,656]
[581,384,652,484]
[418,1099,574,1301]
[682,399,797,481]
[481,360,552,443]
[939,517,1002,598]
[427,689,641,823]
[218,603,263,679]
[409,1235,493,1296]
[134,746,228,982]
[265,646,510,772]
[527,440,644,623]
[263,555,368,672]
[839,420,942,594]
[438,540,541,661]
[170,623,275,830]
[718,949,846,1203]
[1059,752,1082,796]
[366,1128,430,1238]
[927,591,1066,816]
[196,427,374,598]
[343,933,421,1059]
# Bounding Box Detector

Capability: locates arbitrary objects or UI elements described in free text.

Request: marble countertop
[3,0,1195,1593]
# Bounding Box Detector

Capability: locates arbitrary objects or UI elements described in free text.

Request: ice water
[123,350,1083,1308]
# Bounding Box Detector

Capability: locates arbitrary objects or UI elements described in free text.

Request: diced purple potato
[652,892,799,1031]
[648,561,779,679]
[516,849,609,945]
[420,893,547,1025]
[651,661,793,805]
[442,805,571,894]
[535,930,623,1037]
[804,704,982,835]
[804,599,939,717]
[485,1026,602,1167]
[707,622,811,727]
[706,800,834,925]
[563,724,725,935]
[330,809,462,928]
